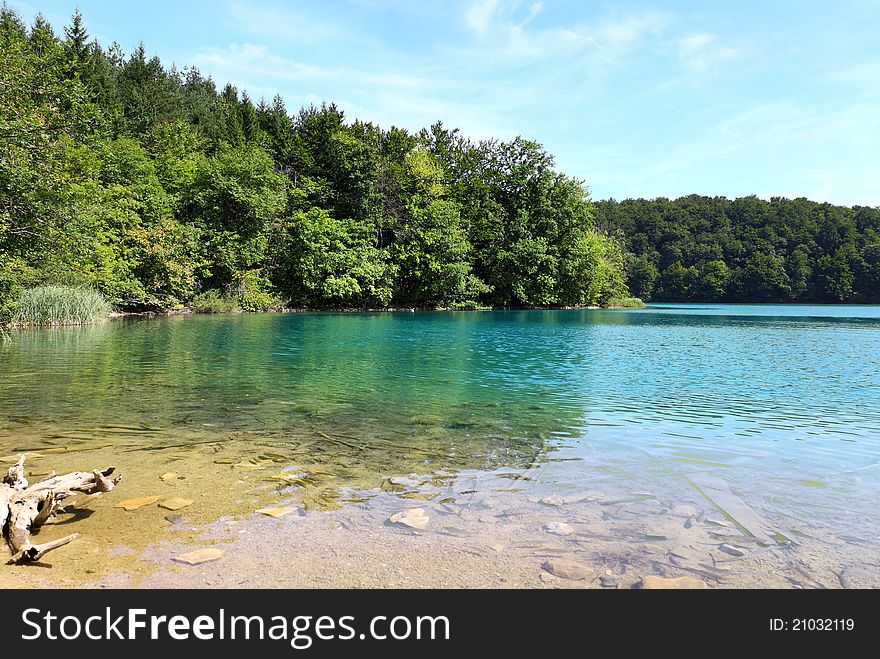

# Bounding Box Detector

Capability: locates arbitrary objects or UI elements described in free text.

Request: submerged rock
[541,558,594,581]
[173,548,224,566]
[158,497,193,511]
[638,575,708,589]
[390,508,430,530]
[115,495,162,511]
[256,506,298,518]
[718,544,747,557]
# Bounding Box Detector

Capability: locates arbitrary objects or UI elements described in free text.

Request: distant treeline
[0,7,628,317]
[596,195,880,304]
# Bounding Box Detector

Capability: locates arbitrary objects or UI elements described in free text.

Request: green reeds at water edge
[9,286,112,327]
[604,297,646,309]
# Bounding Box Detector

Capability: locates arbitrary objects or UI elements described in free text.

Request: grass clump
[12,286,112,326]
[604,296,646,309]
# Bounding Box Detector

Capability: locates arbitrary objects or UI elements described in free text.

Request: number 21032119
[770,618,855,631]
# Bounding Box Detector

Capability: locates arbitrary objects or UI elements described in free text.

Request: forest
[1,7,878,323]
[0,7,629,320]
[597,196,880,303]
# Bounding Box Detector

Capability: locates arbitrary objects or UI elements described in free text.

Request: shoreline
[3,471,875,590]
[2,302,647,329]
[107,302,640,320]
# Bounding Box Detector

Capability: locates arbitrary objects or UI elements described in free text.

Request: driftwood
[1,454,120,564]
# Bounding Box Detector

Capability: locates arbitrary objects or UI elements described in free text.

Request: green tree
[627,254,659,300]
[274,208,393,307]
[734,252,791,301]
[184,145,287,288]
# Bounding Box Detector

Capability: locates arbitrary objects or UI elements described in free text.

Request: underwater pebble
[541,558,594,581]
[544,521,574,536]
[539,494,565,506]
[160,472,180,483]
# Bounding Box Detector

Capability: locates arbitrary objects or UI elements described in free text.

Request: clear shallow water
[1,304,879,584]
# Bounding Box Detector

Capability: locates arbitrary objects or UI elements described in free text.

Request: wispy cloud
[677,32,741,72]
[465,0,504,35]
[196,43,335,81]
[225,0,364,45]
[594,11,671,57]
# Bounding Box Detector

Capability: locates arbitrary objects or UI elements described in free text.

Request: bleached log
[2,455,120,564]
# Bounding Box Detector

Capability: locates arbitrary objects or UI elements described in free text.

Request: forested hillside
[0,7,629,317]
[597,194,880,304]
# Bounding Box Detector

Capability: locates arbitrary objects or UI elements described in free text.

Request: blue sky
[10,0,880,205]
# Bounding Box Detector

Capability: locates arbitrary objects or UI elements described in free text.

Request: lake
[2,304,879,587]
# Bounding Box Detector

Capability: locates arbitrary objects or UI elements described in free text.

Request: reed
[11,286,111,326]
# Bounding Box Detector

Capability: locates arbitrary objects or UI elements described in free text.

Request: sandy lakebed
[2,449,877,589]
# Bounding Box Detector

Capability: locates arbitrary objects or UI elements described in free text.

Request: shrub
[190,289,238,313]
[11,286,111,326]
[234,270,280,312]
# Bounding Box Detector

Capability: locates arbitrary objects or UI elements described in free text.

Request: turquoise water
[1,304,879,538]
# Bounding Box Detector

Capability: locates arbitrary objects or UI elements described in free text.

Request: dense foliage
[0,7,629,317]
[596,195,880,303]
